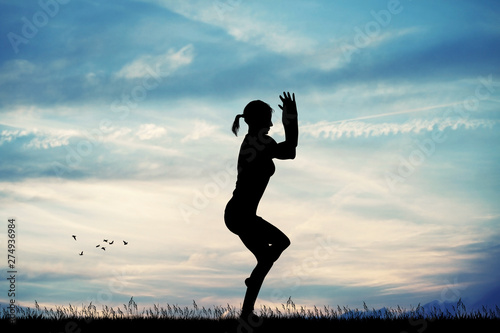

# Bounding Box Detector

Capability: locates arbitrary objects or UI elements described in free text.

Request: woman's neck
[248,127,266,136]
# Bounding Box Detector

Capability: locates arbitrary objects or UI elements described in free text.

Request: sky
[1,0,500,313]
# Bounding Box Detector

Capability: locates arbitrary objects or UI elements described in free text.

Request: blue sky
[1,0,499,312]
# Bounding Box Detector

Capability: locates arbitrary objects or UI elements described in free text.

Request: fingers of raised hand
[280,91,293,102]
[279,92,296,112]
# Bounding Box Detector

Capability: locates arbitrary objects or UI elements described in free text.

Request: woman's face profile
[255,113,273,135]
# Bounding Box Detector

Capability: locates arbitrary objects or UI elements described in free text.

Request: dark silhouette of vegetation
[1,297,499,332]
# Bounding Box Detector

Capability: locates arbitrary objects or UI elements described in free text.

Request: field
[1,297,498,332]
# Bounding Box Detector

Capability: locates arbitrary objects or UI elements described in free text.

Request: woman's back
[231,133,277,215]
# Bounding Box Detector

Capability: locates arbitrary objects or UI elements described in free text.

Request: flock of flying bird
[72,235,128,255]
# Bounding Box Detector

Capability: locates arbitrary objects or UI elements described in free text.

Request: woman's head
[232,100,273,136]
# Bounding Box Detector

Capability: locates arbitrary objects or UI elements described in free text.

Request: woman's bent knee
[280,235,291,250]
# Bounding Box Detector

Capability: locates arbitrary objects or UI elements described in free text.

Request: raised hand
[279,92,297,125]
[278,92,298,147]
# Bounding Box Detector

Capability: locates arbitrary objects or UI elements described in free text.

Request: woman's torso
[226,133,276,217]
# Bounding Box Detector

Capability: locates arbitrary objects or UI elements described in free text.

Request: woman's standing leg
[239,217,290,317]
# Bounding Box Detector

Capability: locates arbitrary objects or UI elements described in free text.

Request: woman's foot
[240,307,252,319]
[240,309,261,324]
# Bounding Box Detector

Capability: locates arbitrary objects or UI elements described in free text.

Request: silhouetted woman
[224,92,298,320]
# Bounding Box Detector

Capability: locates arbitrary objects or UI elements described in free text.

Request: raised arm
[272,92,298,160]
[280,92,298,147]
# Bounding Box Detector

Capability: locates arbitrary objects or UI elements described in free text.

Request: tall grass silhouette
[1,297,499,332]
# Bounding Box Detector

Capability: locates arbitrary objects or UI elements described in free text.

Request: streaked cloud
[115,44,194,79]
[0,128,78,149]
[136,123,167,140]
[302,117,497,139]
[143,0,316,54]
[181,120,219,143]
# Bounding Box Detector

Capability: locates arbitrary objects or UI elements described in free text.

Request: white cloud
[222,14,316,56]
[0,129,29,145]
[181,120,219,142]
[139,1,422,72]
[115,44,194,79]
[136,124,167,140]
[0,128,79,149]
[317,27,422,71]
[25,133,72,149]
[0,122,172,150]
[301,118,497,140]
[141,1,316,55]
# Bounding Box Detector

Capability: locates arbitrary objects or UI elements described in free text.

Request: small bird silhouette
[96,244,100,248]
[79,251,83,256]
[123,240,128,245]
[72,235,77,240]
[103,239,108,243]
[101,247,106,251]
[109,240,114,245]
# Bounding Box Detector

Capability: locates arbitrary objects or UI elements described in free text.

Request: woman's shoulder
[239,134,277,161]
[243,133,276,145]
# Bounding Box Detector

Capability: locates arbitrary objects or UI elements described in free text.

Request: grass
[1,297,499,332]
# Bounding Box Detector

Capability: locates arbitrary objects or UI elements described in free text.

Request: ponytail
[231,114,244,136]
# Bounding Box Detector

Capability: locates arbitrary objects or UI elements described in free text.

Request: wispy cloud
[115,44,194,79]
[0,128,79,149]
[136,124,167,140]
[329,102,463,122]
[0,124,168,149]
[302,117,497,139]
[181,120,219,143]
[147,1,315,52]
[141,1,425,72]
